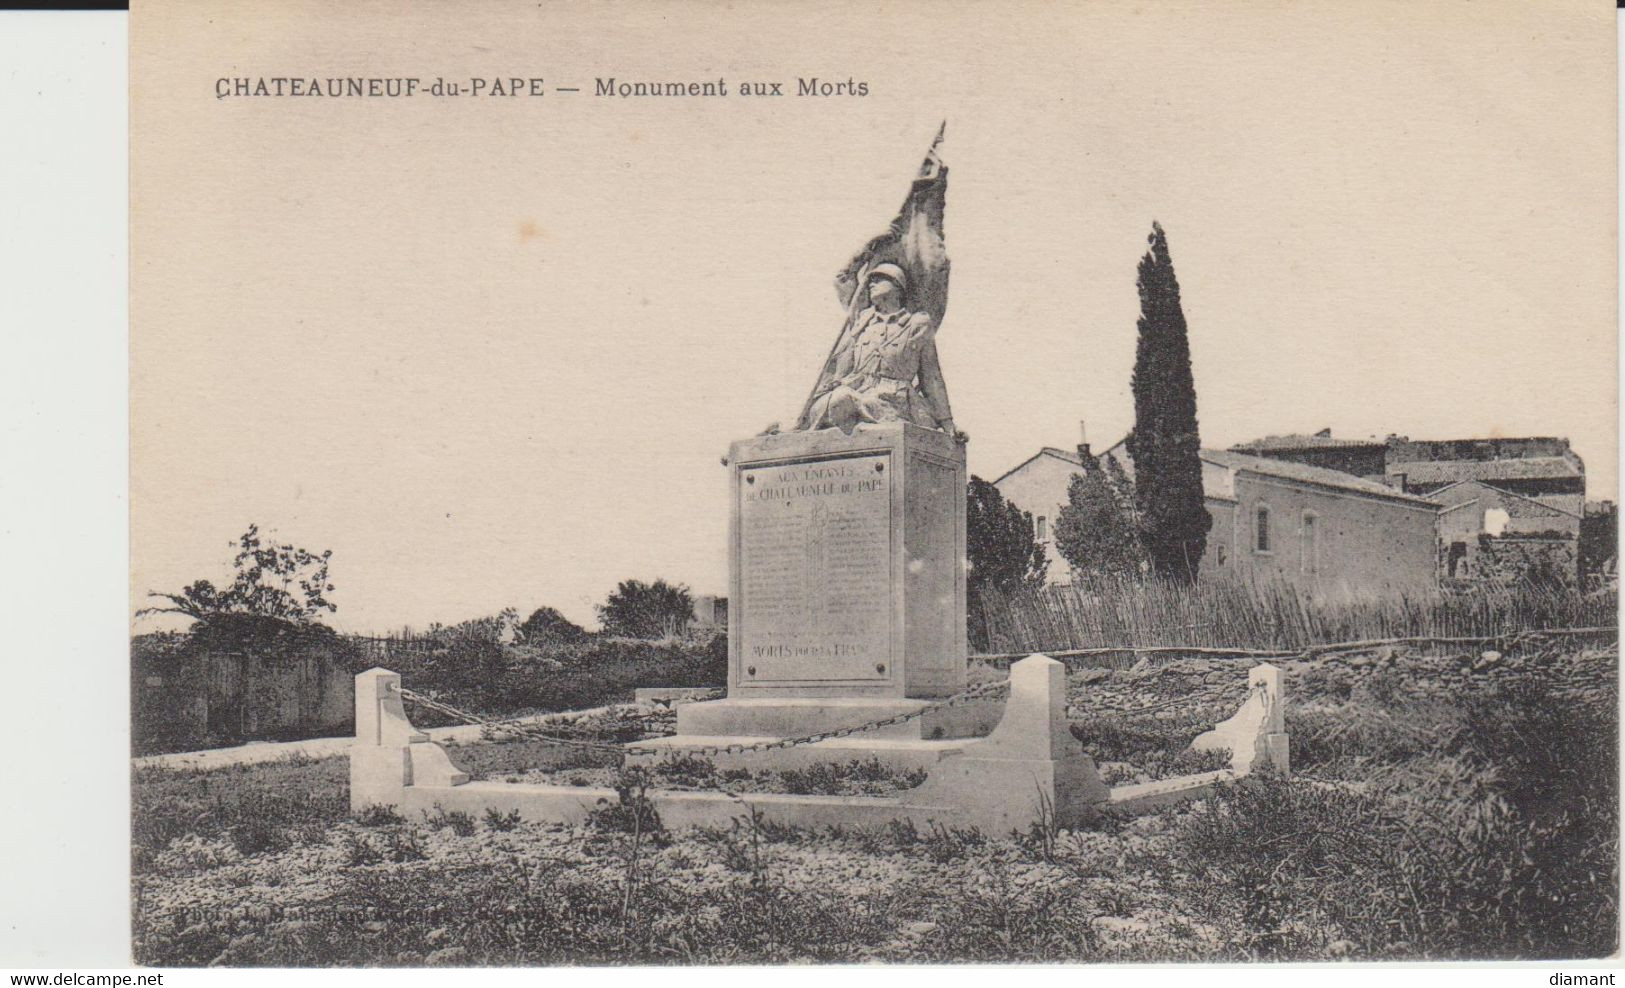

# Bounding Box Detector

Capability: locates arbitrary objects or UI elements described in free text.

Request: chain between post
[1065,681,1266,723]
[395,672,1269,757]
[396,678,1014,757]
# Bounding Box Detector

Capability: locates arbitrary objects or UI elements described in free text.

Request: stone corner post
[350,668,468,813]
[1190,661,1290,776]
[1250,662,1290,776]
[916,654,1109,833]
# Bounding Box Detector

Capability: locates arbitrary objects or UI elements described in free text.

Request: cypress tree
[1125,222,1211,582]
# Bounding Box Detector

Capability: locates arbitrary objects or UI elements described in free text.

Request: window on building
[1255,505,1271,553]
[1216,543,1227,566]
[1036,515,1048,541]
[1301,512,1318,573]
[1483,508,1510,537]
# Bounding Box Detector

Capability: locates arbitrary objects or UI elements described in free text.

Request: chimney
[1390,472,1408,493]
[1079,420,1088,448]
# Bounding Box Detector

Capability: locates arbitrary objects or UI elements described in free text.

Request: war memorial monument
[349,130,1289,832]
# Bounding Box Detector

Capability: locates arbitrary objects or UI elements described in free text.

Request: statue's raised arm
[794,124,954,435]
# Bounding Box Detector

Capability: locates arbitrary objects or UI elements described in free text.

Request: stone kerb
[350,668,468,812]
[1189,663,1290,776]
[913,654,1109,833]
[345,660,1287,831]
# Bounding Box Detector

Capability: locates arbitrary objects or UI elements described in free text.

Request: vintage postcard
[130,0,1619,967]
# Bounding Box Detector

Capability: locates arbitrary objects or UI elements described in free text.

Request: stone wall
[1386,436,1573,463]
[1430,480,1581,583]
[133,639,355,754]
[1473,535,1579,587]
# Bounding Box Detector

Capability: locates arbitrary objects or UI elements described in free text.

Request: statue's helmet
[866,262,908,294]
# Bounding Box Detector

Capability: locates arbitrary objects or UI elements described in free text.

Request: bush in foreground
[1173,676,1618,960]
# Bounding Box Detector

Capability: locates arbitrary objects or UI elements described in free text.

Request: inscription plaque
[737,453,891,683]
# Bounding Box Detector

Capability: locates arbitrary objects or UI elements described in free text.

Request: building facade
[1229,430,1587,518]
[1231,429,1588,586]
[1203,451,1439,597]
[1427,479,1581,583]
[994,442,1439,598]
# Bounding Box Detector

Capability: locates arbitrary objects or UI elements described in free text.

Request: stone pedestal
[726,421,966,699]
[665,421,970,754]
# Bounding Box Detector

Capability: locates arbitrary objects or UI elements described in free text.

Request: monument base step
[627,735,972,773]
[674,696,1001,741]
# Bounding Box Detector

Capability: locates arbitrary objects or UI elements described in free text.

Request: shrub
[597,578,695,639]
[1068,713,1217,763]
[385,828,428,863]
[921,822,986,863]
[354,804,404,828]
[774,759,927,797]
[651,754,716,788]
[587,767,662,835]
[423,806,477,837]
[1174,677,1619,959]
[517,606,586,645]
[387,633,727,722]
[455,742,614,783]
[342,832,384,867]
[483,808,523,832]
[778,763,844,796]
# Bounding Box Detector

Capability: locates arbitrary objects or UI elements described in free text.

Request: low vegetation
[389,630,726,729]
[132,640,1618,965]
[495,755,930,798]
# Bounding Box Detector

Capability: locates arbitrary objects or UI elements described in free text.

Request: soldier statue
[790,124,958,439]
[796,262,954,435]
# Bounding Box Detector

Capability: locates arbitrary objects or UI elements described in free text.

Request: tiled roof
[1231,433,1384,451]
[1201,450,1434,505]
[989,447,1084,485]
[1003,444,1432,507]
[1388,457,1582,484]
[1420,480,1583,518]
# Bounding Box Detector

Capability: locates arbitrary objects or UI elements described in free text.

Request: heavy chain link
[398,673,1268,757]
[396,678,1012,758]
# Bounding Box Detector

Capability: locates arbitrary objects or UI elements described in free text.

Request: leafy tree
[966,477,1048,593]
[423,607,522,645]
[598,579,695,639]
[1054,447,1144,579]
[966,476,1048,649]
[1125,222,1211,582]
[518,605,587,644]
[139,524,336,624]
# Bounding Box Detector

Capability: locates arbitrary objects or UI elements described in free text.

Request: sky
[131,0,1617,633]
